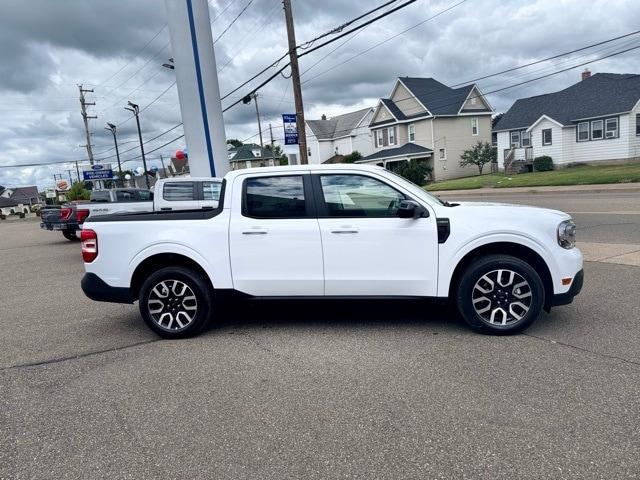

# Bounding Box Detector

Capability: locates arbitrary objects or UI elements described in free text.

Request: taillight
[76,209,89,224]
[60,207,72,221]
[81,229,98,262]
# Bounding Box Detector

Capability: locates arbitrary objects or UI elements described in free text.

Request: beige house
[358,77,493,181]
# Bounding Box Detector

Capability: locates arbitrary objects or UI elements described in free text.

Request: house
[0,186,40,215]
[493,71,640,171]
[305,107,374,164]
[358,77,494,181]
[228,143,279,170]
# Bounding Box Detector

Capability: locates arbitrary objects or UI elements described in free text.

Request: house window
[439,148,446,160]
[605,118,618,138]
[471,117,478,136]
[376,129,384,147]
[521,131,531,147]
[510,131,520,148]
[542,128,552,145]
[591,119,604,140]
[388,127,396,145]
[636,114,640,136]
[408,123,415,142]
[577,122,589,142]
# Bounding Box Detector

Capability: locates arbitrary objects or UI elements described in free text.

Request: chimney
[582,69,591,81]
[321,114,327,120]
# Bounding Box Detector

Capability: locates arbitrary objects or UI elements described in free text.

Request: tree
[343,151,362,163]
[459,141,496,175]
[265,144,288,165]
[227,138,243,148]
[491,113,504,129]
[66,181,90,201]
[397,160,432,186]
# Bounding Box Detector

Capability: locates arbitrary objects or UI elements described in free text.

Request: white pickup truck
[84,177,222,220]
[80,164,583,338]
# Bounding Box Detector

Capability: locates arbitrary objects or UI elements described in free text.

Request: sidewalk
[432,182,640,196]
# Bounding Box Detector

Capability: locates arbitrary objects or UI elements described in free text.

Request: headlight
[557,219,576,249]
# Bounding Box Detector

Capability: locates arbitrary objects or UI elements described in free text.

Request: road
[1,191,639,479]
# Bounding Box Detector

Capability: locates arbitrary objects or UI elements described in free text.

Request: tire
[62,230,79,241]
[138,266,213,339]
[456,254,545,335]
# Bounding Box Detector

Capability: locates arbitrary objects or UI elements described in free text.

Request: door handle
[242,230,267,235]
[331,230,358,234]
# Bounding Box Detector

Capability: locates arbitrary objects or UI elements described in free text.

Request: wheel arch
[447,241,554,310]
[130,253,213,300]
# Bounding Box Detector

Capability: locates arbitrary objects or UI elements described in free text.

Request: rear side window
[202,181,221,201]
[163,182,196,201]
[115,190,137,202]
[90,191,110,203]
[244,176,306,218]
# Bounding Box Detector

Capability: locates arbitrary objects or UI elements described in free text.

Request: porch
[503,146,534,174]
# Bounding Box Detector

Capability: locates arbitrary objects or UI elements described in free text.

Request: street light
[105,122,123,186]
[124,101,150,189]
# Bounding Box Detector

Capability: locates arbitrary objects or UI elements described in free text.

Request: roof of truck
[225,163,383,178]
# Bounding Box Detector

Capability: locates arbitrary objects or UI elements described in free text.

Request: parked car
[40,202,90,241]
[82,178,221,221]
[80,164,583,338]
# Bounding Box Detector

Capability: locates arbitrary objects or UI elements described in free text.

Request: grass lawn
[425,162,640,191]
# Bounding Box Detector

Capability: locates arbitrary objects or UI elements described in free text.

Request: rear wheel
[139,266,213,338]
[456,255,544,335]
[62,230,79,241]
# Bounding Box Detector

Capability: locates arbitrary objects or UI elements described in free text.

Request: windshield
[382,168,445,206]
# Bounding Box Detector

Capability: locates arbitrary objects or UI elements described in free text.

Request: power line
[213,0,257,43]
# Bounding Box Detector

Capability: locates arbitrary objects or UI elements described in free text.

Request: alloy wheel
[147,279,198,331]
[471,269,532,326]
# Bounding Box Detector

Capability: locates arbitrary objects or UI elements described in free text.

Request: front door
[314,173,439,297]
[229,173,324,296]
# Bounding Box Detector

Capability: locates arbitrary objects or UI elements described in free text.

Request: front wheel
[139,267,213,338]
[456,255,545,335]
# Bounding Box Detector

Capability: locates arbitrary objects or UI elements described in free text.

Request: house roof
[494,73,640,131]
[0,186,39,207]
[228,143,274,162]
[380,98,406,120]
[306,107,372,140]
[399,77,479,116]
[359,143,433,162]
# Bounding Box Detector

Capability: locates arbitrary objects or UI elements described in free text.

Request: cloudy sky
[1,0,639,188]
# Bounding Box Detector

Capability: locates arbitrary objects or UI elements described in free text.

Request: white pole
[165,0,229,178]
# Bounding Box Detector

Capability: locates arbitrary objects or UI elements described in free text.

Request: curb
[430,184,640,197]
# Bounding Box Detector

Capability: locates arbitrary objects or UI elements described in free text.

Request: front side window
[202,181,221,201]
[319,174,405,218]
[163,182,196,201]
[605,118,618,138]
[591,119,604,140]
[521,131,531,147]
[138,190,152,201]
[115,190,135,202]
[577,122,589,141]
[471,117,478,136]
[244,175,306,218]
[510,130,520,147]
[408,123,415,142]
[542,128,552,145]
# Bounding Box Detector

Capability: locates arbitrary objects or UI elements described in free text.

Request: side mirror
[397,199,427,218]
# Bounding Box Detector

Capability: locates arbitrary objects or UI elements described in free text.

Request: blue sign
[282,114,298,145]
[83,163,114,180]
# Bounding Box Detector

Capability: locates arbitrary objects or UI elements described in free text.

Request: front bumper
[81,273,133,304]
[550,269,584,307]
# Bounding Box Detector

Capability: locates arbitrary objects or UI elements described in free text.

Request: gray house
[494,71,640,171]
[359,77,494,181]
[0,186,40,215]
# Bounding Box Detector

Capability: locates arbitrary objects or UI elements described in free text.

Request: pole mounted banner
[282,114,299,145]
[165,0,229,177]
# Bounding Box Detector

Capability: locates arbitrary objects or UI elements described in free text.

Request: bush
[343,151,362,163]
[534,155,553,171]
[397,160,432,186]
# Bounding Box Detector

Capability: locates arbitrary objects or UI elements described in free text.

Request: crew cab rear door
[312,171,439,297]
[229,172,324,296]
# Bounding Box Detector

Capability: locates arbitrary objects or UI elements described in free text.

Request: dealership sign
[83,163,114,180]
[282,114,298,145]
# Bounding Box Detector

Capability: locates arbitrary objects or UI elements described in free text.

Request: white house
[494,71,640,171]
[358,77,494,181]
[305,108,374,164]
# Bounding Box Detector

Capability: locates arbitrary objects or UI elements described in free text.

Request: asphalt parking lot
[1,190,639,479]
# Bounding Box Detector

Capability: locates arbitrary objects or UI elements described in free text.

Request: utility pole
[253,93,264,149]
[159,155,167,178]
[105,123,123,186]
[283,0,308,164]
[269,123,277,165]
[75,161,81,183]
[78,85,96,165]
[66,169,73,186]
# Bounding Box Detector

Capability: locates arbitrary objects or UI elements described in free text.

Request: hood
[451,201,571,220]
